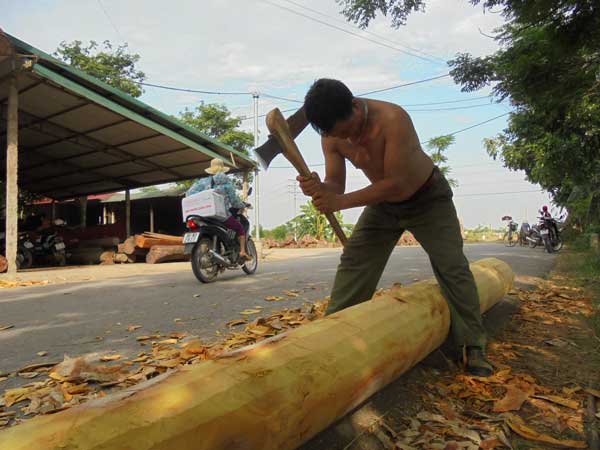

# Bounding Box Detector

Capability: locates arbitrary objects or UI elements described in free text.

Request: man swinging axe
[257,78,492,377]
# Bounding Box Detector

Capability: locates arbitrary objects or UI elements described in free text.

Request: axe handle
[266,108,348,246]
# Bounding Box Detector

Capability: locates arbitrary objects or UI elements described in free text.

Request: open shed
[0,31,256,275]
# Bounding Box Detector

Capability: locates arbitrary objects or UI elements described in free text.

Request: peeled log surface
[0,258,513,450]
[145,245,189,264]
[135,234,182,249]
[120,236,136,255]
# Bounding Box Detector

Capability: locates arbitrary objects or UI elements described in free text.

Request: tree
[54,40,145,97]
[337,1,600,228]
[426,135,458,187]
[177,103,254,190]
[288,201,353,241]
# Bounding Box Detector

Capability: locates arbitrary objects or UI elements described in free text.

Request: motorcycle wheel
[552,236,563,252]
[17,248,33,269]
[543,236,554,253]
[191,238,219,283]
[242,239,258,275]
[528,238,538,249]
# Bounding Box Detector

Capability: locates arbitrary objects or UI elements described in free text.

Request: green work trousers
[327,169,487,350]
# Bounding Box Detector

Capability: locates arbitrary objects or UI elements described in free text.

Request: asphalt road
[0,243,555,390]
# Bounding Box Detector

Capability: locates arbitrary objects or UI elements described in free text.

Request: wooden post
[149,202,155,233]
[102,205,107,225]
[79,196,87,229]
[5,76,19,278]
[125,189,131,237]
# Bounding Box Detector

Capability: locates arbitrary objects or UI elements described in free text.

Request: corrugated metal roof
[0,32,256,200]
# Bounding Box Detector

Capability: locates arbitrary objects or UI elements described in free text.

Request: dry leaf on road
[506,414,586,448]
[99,355,121,362]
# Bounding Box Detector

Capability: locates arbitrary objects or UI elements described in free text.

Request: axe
[264,107,348,245]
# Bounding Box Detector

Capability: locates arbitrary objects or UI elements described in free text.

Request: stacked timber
[112,232,187,265]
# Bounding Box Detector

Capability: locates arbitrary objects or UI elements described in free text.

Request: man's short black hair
[304,79,354,135]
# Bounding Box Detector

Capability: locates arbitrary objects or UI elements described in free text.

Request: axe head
[252,106,308,170]
[254,136,282,169]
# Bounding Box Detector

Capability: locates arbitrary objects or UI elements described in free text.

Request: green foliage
[426,135,458,188]
[177,103,254,190]
[263,224,291,241]
[337,0,425,28]
[54,40,145,97]
[337,0,600,228]
[286,201,353,241]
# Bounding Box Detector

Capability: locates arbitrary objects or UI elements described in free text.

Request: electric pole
[252,93,260,240]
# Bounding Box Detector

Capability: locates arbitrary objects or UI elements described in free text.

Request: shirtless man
[297,78,492,376]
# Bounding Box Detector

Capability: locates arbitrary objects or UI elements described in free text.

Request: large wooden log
[0,258,513,450]
[119,236,136,255]
[145,245,189,264]
[135,234,182,249]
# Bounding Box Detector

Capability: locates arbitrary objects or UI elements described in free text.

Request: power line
[359,74,450,96]
[424,112,509,143]
[278,0,446,64]
[407,102,498,112]
[137,81,250,96]
[96,0,124,42]
[260,0,444,65]
[454,190,541,198]
[402,95,492,107]
[261,93,303,104]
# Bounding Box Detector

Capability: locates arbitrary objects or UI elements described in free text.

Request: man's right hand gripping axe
[254,106,348,245]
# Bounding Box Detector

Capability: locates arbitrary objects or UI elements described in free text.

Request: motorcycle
[525,214,563,253]
[0,231,34,269]
[32,219,67,266]
[501,216,519,247]
[183,197,258,283]
[538,214,563,253]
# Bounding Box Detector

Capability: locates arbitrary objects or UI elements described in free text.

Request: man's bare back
[325,98,434,203]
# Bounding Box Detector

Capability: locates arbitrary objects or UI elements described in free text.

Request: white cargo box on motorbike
[182,189,228,222]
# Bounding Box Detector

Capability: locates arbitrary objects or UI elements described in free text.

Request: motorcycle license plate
[540,229,549,235]
[23,242,33,249]
[183,232,200,244]
[55,242,66,251]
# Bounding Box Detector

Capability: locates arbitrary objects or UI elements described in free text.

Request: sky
[2,0,554,229]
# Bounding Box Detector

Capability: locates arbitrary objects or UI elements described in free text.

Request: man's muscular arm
[314,120,410,213]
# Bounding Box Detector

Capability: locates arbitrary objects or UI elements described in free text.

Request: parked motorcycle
[0,231,34,269]
[183,201,258,283]
[32,220,67,266]
[525,214,563,253]
[539,214,563,253]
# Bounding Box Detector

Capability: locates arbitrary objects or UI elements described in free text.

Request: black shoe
[465,346,493,377]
